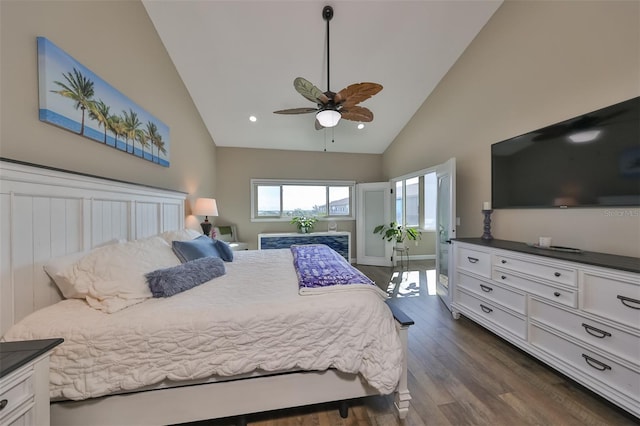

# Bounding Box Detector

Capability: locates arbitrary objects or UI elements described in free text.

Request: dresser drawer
[458,290,527,339]
[530,324,640,401]
[494,268,577,308]
[582,270,640,330]
[457,246,491,278]
[3,402,34,426]
[495,254,577,287]
[0,367,34,424]
[530,298,640,366]
[457,271,526,315]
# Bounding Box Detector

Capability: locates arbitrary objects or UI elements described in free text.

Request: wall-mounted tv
[491,96,640,209]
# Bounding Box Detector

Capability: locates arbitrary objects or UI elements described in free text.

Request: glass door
[356,182,392,266]
[436,158,456,310]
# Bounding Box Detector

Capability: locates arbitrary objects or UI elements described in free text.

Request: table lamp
[192,198,218,237]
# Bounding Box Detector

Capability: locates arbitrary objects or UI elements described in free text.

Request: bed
[0,159,412,425]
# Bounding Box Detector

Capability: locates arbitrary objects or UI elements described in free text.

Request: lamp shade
[316,109,341,128]
[192,198,219,217]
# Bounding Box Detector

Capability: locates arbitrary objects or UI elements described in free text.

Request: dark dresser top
[454,238,640,274]
[0,338,64,379]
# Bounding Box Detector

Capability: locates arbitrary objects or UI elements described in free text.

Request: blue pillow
[146,256,226,297]
[172,235,221,263]
[214,239,234,262]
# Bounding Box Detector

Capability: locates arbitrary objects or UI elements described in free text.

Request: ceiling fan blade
[294,77,330,105]
[273,107,318,115]
[340,106,374,122]
[334,82,383,108]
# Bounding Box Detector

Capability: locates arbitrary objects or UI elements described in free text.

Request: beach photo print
[37,37,170,166]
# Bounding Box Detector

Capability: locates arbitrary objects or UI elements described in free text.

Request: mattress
[2,249,403,401]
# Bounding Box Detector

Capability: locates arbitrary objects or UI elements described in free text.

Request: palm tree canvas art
[37,37,170,166]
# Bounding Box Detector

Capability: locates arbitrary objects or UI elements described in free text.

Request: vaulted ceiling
[143,1,502,154]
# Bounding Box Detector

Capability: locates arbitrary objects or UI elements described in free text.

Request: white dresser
[0,339,63,426]
[451,239,639,418]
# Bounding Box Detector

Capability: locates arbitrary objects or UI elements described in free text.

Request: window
[423,172,437,231]
[392,171,436,231]
[251,179,355,221]
[405,177,419,227]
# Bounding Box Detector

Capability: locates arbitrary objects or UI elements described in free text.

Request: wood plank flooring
[181,261,638,426]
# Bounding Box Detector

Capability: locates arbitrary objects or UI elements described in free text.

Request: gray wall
[383,0,640,257]
[2,0,638,258]
[215,147,384,252]
[1,0,217,211]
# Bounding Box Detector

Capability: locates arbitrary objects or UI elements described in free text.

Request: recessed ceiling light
[357,123,365,130]
[249,116,257,122]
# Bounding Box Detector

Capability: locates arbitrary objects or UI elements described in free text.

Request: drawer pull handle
[581,323,612,339]
[480,304,493,314]
[617,295,640,310]
[479,284,493,292]
[554,292,561,297]
[467,257,479,264]
[0,399,7,411]
[581,354,611,372]
[501,259,507,264]
[554,272,561,277]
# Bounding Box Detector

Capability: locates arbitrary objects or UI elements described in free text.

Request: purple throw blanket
[291,244,377,293]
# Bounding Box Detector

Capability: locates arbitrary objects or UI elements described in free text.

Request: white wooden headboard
[0,159,186,335]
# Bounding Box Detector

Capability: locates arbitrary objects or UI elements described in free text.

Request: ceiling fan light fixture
[316,109,341,128]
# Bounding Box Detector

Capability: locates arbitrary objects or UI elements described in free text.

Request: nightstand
[229,242,249,251]
[1,338,63,426]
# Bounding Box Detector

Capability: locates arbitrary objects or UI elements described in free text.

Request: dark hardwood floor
[184,260,638,426]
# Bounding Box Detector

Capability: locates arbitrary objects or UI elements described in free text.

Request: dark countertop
[0,338,64,379]
[454,238,640,274]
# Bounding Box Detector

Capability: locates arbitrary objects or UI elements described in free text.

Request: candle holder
[481,209,493,240]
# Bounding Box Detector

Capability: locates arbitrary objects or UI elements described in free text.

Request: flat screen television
[491,96,640,209]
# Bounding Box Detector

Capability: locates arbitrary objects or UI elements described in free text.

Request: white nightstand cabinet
[0,339,63,426]
[451,239,640,419]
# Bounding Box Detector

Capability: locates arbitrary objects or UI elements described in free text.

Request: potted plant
[373,222,421,247]
[290,215,318,233]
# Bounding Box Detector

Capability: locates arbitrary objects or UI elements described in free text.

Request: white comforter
[3,249,403,401]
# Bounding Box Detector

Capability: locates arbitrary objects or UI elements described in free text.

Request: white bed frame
[0,159,412,425]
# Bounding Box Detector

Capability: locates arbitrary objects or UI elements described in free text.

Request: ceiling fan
[274,5,383,129]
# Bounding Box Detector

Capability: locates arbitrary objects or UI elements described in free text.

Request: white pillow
[158,228,202,244]
[44,239,124,299]
[44,251,90,299]
[59,236,181,313]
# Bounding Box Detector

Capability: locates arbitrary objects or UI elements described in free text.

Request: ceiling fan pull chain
[324,129,327,152]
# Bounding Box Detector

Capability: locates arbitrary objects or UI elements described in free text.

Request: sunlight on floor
[386,267,437,298]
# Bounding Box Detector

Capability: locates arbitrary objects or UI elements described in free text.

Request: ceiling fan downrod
[323,5,333,93]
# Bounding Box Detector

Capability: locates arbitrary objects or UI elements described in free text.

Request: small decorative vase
[299,226,309,234]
